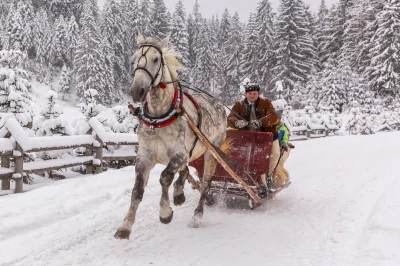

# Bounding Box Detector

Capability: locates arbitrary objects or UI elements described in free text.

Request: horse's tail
[220,137,234,157]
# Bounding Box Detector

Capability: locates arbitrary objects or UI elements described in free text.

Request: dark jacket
[227,97,279,138]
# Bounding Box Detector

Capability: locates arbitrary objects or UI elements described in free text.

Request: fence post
[84,129,94,174]
[14,143,23,193]
[1,156,11,190]
[95,136,103,174]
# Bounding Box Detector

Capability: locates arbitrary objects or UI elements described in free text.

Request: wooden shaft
[187,174,200,192]
[179,108,261,205]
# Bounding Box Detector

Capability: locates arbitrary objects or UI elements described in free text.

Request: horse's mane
[137,36,182,81]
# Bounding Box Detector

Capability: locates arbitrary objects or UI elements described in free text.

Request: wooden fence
[0,116,138,193]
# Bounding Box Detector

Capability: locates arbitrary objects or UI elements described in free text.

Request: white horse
[114,35,227,240]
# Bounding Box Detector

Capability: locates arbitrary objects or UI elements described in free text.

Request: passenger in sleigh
[227,79,290,195]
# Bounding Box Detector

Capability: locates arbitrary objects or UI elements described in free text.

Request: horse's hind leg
[173,165,189,206]
[193,150,217,220]
[159,152,188,224]
[114,155,155,240]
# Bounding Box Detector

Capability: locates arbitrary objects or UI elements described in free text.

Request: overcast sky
[97,1,339,21]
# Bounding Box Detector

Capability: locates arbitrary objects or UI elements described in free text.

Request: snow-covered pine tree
[315,0,329,71]
[58,64,71,100]
[77,88,105,121]
[193,19,213,93]
[74,0,111,105]
[48,15,68,67]
[355,0,384,73]
[364,0,400,99]
[3,7,24,51]
[99,36,118,104]
[187,0,202,69]
[110,106,129,133]
[319,4,341,66]
[33,10,51,68]
[34,90,69,136]
[340,0,368,68]
[121,0,139,77]
[272,0,316,97]
[346,100,374,135]
[138,0,153,37]
[169,0,190,80]
[151,0,170,38]
[225,12,244,103]
[0,49,33,126]
[100,0,127,96]
[66,15,79,67]
[209,15,222,94]
[216,8,232,99]
[18,0,35,58]
[240,13,259,83]
[255,0,276,93]
[49,0,75,20]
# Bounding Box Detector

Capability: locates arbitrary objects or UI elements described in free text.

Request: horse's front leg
[159,152,188,224]
[173,165,189,206]
[114,155,155,240]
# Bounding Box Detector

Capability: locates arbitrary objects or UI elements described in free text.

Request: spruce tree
[187,0,202,69]
[364,0,400,98]
[100,0,127,95]
[0,49,33,126]
[225,12,244,103]
[169,0,190,80]
[48,15,68,67]
[193,19,213,93]
[138,0,153,37]
[35,90,69,136]
[255,0,276,92]
[151,0,170,38]
[74,0,111,105]
[272,0,316,97]
[240,13,259,82]
[58,64,71,100]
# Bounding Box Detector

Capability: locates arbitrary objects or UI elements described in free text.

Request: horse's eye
[153,57,159,63]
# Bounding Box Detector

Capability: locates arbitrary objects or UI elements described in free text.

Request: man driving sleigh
[227,78,290,196]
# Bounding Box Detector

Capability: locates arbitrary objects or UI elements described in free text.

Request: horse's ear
[137,33,145,45]
[159,37,169,48]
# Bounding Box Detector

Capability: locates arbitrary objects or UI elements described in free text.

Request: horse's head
[130,35,169,103]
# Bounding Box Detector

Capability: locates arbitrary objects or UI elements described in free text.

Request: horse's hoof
[189,213,203,228]
[160,211,174,224]
[114,228,131,240]
[173,193,186,206]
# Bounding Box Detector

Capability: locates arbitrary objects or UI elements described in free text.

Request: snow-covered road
[1,132,399,266]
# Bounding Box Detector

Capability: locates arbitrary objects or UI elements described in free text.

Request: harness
[133,44,201,156]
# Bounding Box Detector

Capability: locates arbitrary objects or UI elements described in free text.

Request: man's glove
[280,141,288,152]
[234,120,249,129]
[250,119,263,129]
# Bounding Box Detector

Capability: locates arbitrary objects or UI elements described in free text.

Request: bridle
[133,44,167,90]
[132,44,184,135]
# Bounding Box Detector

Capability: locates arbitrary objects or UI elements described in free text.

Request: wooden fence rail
[0,116,138,194]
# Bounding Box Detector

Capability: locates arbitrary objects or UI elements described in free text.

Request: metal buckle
[145,124,156,135]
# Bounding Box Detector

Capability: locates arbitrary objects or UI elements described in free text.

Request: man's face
[245,91,260,102]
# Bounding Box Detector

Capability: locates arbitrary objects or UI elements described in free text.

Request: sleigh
[189,130,290,209]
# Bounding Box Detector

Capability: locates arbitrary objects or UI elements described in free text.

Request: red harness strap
[140,87,199,129]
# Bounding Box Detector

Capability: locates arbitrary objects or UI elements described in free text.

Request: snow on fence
[0,116,138,194]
